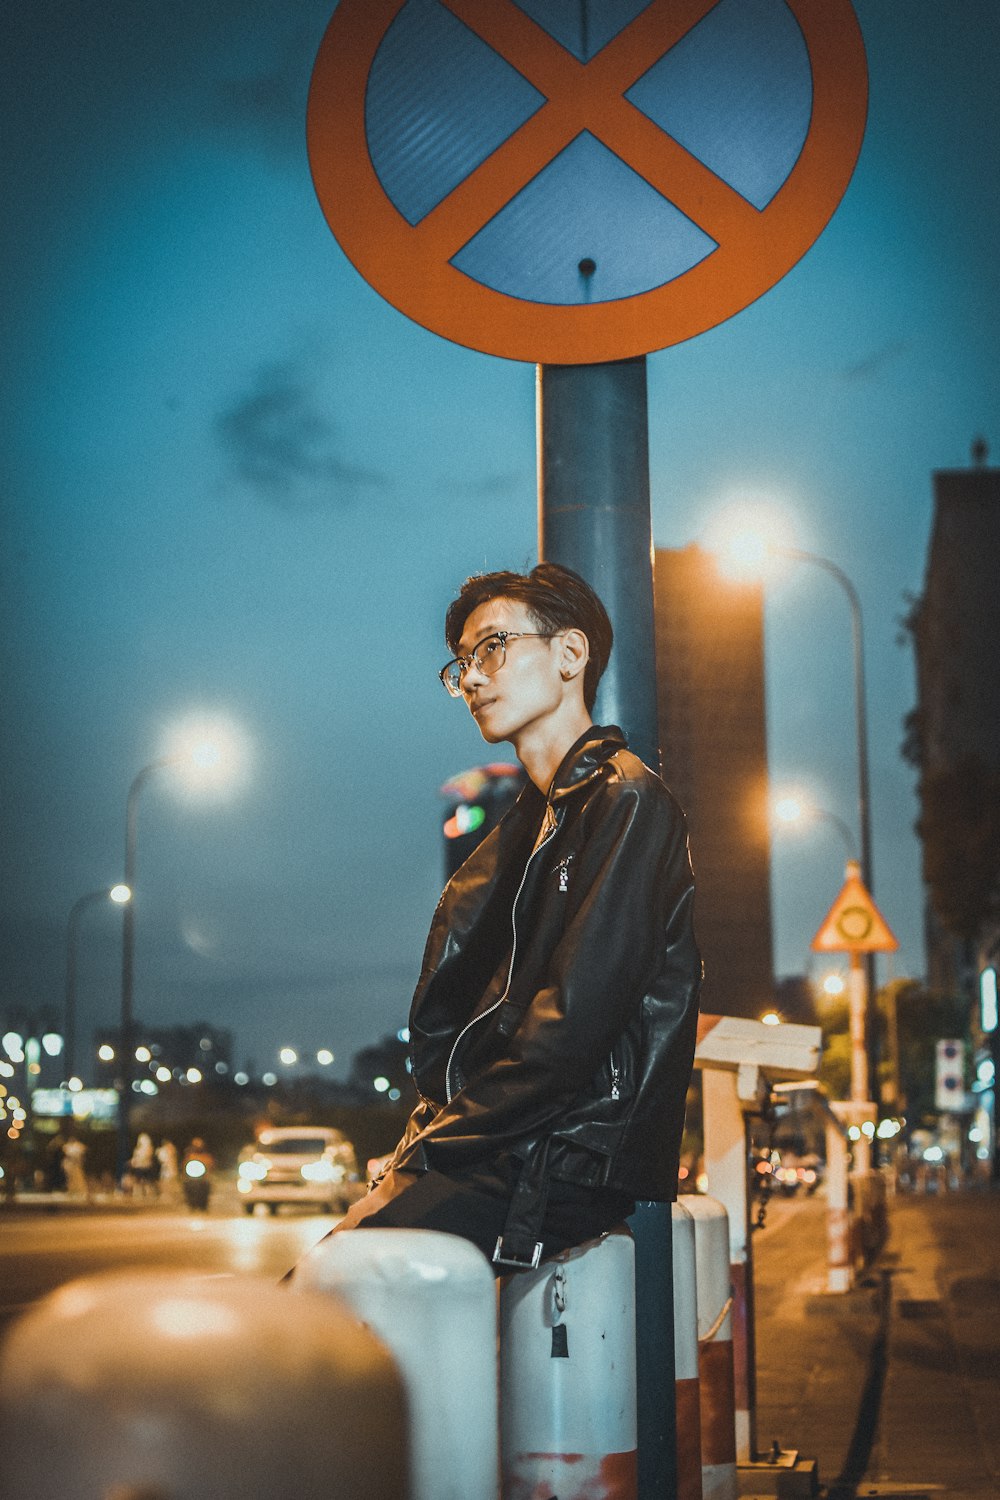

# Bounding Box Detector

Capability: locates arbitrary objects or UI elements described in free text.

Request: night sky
[2,1,998,1080]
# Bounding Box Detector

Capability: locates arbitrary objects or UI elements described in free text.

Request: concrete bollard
[672,1202,704,1500]
[683,1196,738,1500]
[500,1226,637,1500]
[825,1114,853,1292]
[0,1270,407,1500]
[293,1227,498,1500]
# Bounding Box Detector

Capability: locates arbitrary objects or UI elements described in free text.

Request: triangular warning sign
[811,861,899,954]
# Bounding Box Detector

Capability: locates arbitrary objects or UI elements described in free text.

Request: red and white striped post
[672,1202,703,1500]
[684,1195,737,1500]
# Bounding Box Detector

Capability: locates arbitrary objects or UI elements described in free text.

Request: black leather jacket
[393,724,701,1208]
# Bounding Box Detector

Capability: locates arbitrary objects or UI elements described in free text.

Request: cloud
[216,361,389,509]
[439,469,531,498]
[840,340,910,383]
[207,22,326,162]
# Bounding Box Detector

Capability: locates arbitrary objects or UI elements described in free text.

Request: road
[0,1202,338,1340]
[5,1183,999,1498]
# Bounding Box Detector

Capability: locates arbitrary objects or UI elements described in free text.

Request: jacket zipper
[609,1056,621,1101]
[444,817,559,1104]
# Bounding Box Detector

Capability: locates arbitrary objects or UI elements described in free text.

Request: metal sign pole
[537,355,675,1500]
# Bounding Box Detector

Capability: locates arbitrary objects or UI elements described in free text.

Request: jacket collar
[547,724,628,803]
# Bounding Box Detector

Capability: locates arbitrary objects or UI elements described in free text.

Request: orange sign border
[308,0,868,364]
[811,871,898,955]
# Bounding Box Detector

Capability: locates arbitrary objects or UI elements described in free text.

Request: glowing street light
[279,1047,298,1066]
[711,514,880,1102]
[116,716,249,1183]
[761,1011,781,1027]
[770,789,856,861]
[709,521,873,908]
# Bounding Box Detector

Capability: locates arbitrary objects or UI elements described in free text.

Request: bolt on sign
[307,0,868,364]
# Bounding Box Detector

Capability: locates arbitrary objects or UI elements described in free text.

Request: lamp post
[775,548,873,901]
[65,886,131,1085]
[716,531,878,1098]
[771,792,856,862]
[775,547,881,1111]
[117,758,176,1184]
[115,720,247,1184]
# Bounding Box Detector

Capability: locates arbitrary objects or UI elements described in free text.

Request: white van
[236,1126,359,1215]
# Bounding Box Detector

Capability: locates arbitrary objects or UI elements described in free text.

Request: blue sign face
[366,0,812,306]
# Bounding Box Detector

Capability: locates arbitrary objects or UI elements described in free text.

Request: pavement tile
[753,1185,1000,1500]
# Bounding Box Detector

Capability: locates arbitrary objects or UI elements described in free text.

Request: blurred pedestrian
[62,1132,89,1199]
[156,1138,179,1202]
[181,1138,214,1212]
[45,1131,67,1193]
[129,1132,157,1199]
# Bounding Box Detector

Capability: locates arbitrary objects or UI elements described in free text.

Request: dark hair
[445,562,613,712]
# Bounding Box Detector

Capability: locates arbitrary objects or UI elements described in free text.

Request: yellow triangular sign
[811,861,899,954]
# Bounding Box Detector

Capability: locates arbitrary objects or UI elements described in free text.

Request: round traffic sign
[308,0,868,364]
[835,905,874,943]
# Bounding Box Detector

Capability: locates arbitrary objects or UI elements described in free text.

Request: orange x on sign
[308,0,868,364]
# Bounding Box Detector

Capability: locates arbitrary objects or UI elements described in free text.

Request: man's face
[455,597,565,745]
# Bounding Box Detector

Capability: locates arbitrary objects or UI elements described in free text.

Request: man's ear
[558,628,590,684]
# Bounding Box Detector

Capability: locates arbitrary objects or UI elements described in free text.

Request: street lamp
[714,533,873,907]
[774,548,873,899]
[116,721,248,1183]
[64,885,131,1084]
[770,790,856,861]
[713,526,878,1091]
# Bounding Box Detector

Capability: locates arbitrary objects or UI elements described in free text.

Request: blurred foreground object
[0,1270,407,1500]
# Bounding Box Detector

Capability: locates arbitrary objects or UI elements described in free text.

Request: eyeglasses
[439,631,561,697]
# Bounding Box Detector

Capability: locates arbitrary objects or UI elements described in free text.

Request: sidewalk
[752,1184,1000,1500]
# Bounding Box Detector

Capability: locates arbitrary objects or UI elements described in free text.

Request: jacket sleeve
[395,773,699,1171]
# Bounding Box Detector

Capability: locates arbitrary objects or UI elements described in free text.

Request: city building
[654,544,775,1018]
[905,444,1000,997]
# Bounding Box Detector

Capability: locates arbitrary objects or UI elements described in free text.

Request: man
[333,562,701,1271]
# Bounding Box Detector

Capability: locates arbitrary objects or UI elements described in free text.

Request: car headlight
[301,1160,343,1183]
[238,1160,268,1182]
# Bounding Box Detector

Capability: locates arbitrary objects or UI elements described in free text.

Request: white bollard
[825,1116,852,1292]
[683,1195,738,1500]
[672,1202,704,1500]
[500,1227,637,1500]
[0,1270,407,1500]
[293,1227,498,1500]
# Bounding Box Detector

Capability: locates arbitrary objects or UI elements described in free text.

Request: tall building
[907,446,1000,995]
[654,545,774,1018]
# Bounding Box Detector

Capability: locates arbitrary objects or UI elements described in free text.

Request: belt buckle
[492,1236,543,1270]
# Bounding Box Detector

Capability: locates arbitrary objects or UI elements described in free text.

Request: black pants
[321,1166,634,1275]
